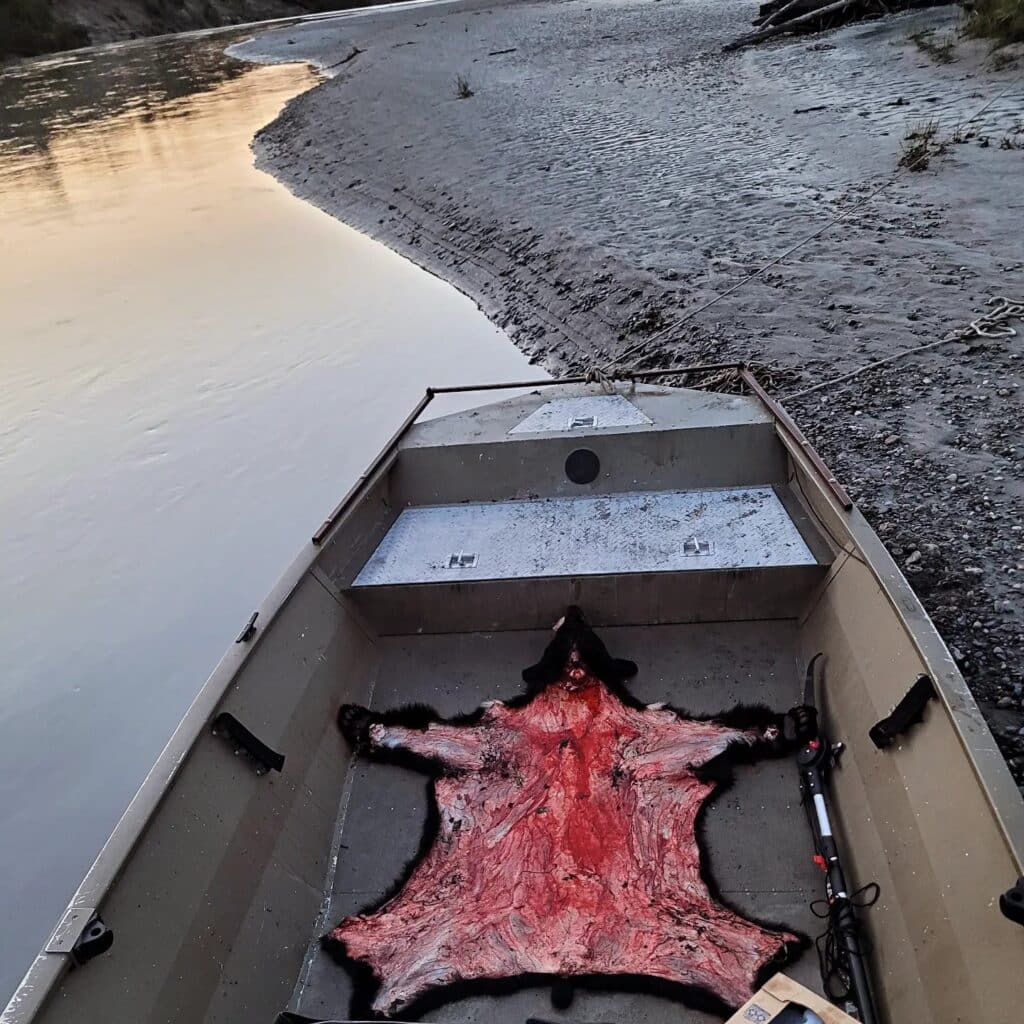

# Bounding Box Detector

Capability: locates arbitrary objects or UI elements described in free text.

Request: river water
[0,23,536,1003]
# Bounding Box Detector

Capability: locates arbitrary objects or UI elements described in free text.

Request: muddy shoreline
[233,0,1024,780]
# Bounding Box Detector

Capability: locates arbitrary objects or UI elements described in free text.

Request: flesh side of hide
[327,666,801,1016]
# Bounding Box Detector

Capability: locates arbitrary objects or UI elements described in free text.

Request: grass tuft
[899,120,946,171]
[963,0,1024,45]
[454,74,474,99]
[907,28,958,62]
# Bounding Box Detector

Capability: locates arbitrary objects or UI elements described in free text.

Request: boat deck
[352,487,817,586]
[290,621,825,1023]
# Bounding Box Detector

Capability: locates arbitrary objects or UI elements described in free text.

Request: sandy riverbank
[232,0,1024,779]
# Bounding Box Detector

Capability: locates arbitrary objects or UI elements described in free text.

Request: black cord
[787,463,870,570]
[809,882,880,1003]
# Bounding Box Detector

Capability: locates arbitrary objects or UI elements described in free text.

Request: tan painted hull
[5,379,1022,1024]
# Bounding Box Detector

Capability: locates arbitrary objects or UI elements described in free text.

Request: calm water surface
[0,27,537,1001]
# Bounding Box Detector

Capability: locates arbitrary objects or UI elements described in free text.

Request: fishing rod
[796,654,879,1024]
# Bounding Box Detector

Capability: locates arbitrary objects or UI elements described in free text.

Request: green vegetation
[907,28,958,62]
[964,0,1024,46]
[0,0,89,59]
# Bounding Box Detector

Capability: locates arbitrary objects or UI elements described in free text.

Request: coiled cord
[810,881,880,1004]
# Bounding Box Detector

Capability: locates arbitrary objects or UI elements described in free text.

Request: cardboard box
[726,973,858,1024]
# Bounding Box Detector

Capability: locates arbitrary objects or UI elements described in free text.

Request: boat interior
[8,382,1024,1024]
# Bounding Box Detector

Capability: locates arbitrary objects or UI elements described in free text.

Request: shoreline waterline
[0,27,539,1004]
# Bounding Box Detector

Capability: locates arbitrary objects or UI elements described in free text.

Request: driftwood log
[754,0,838,27]
[724,0,861,50]
[725,0,950,50]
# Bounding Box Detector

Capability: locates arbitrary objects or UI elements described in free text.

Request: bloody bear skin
[327,611,807,1018]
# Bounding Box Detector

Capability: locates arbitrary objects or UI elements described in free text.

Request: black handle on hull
[211,712,285,774]
[869,675,936,749]
[1001,877,1024,927]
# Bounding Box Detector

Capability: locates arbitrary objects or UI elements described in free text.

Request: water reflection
[0,29,291,216]
[0,31,538,1005]
[0,30,254,154]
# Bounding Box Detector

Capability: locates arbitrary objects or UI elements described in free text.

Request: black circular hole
[565,448,600,485]
[1011,891,1023,902]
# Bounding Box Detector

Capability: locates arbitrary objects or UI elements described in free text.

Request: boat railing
[312,361,852,546]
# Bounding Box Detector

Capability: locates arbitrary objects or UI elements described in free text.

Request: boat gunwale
[4,368,1021,1023]
[783,436,1024,869]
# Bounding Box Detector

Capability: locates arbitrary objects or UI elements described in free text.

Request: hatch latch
[682,536,712,557]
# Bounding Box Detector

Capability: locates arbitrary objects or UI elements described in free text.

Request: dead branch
[753,0,827,27]
[733,0,953,50]
[725,0,862,50]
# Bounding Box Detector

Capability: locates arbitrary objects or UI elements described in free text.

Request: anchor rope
[784,295,1024,401]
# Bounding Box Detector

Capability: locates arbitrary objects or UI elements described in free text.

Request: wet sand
[233,0,1024,777]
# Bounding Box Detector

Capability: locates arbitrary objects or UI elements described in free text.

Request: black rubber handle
[1001,877,1024,927]
[212,712,285,773]
[869,675,936,749]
